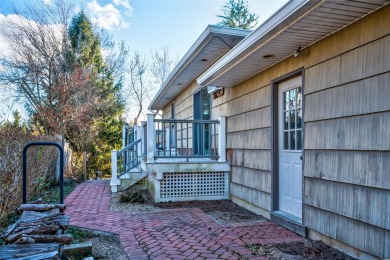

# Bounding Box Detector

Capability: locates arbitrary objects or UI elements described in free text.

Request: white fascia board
[197,0,311,87]
[148,25,250,110]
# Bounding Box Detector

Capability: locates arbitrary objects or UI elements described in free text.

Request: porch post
[146,113,155,162]
[110,150,119,192]
[134,125,143,157]
[165,127,170,150]
[218,116,226,162]
[122,124,127,148]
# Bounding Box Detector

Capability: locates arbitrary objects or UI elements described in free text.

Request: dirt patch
[154,199,266,224]
[110,189,265,223]
[248,240,357,260]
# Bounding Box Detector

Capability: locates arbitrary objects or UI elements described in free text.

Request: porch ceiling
[197,0,390,88]
[149,26,250,110]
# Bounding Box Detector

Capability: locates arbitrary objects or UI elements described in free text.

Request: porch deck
[111,116,229,202]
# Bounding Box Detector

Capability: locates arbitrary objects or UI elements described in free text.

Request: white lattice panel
[159,172,227,201]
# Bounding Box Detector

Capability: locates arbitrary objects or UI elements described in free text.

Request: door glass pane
[284,131,289,150]
[296,87,302,108]
[290,131,296,150]
[289,110,295,130]
[297,130,302,150]
[283,91,289,111]
[284,111,289,130]
[202,88,210,120]
[297,108,302,129]
[289,89,296,109]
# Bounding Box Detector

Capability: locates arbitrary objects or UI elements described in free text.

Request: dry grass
[0,125,58,227]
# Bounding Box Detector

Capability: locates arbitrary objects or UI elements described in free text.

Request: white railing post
[165,127,170,150]
[122,124,127,148]
[218,116,226,162]
[147,113,155,162]
[134,125,143,157]
[110,150,119,192]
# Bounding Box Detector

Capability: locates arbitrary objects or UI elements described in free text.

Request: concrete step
[118,167,147,191]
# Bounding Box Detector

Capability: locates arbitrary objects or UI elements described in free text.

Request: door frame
[271,67,305,221]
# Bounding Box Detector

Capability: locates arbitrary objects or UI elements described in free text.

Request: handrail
[117,139,141,177]
[117,139,141,156]
[23,142,64,204]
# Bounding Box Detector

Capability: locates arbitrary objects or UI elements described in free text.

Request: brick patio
[65,180,302,259]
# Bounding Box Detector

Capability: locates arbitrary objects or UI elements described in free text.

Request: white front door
[278,76,303,219]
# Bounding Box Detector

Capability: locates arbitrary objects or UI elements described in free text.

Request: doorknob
[300,156,302,160]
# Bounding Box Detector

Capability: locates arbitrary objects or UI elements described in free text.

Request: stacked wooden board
[0,203,73,259]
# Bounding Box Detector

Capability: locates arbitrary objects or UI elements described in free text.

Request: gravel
[90,235,128,260]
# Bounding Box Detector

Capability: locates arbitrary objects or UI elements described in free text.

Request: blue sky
[0,0,288,121]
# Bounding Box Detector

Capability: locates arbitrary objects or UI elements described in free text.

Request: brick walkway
[65,181,302,260]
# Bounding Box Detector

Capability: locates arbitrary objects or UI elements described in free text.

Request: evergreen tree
[217,0,259,30]
[67,12,125,176]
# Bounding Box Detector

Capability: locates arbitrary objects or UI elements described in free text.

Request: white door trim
[276,75,303,219]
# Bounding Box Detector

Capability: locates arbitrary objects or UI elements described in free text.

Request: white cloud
[86,0,130,31]
[113,0,133,15]
[43,0,53,5]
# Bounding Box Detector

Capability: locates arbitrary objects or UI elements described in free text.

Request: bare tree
[0,0,74,134]
[150,47,177,86]
[127,51,153,123]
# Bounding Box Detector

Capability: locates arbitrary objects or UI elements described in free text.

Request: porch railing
[154,118,220,160]
[143,114,226,162]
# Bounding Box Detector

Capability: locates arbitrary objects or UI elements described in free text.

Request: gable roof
[197,0,389,88]
[149,25,250,110]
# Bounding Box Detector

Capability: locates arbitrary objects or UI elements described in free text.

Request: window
[282,86,302,150]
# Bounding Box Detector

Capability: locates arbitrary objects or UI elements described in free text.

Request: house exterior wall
[160,5,389,258]
[213,5,390,259]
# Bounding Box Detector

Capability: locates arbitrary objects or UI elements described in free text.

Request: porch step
[118,167,147,192]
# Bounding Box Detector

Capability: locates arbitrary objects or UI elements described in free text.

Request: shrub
[0,125,57,227]
[119,190,145,203]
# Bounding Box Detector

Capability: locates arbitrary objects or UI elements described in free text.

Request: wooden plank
[231,166,271,193]
[230,182,271,211]
[340,46,364,84]
[304,178,388,229]
[304,150,390,190]
[304,112,390,151]
[304,56,341,94]
[63,241,93,257]
[57,215,70,227]
[227,107,271,133]
[226,86,270,117]
[306,34,390,95]
[305,73,390,121]
[18,204,66,212]
[385,230,390,258]
[304,205,337,238]
[362,34,390,78]
[227,128,271,149]
[304,205,386,259]
[230,149,271,171]
[0,243,59,260]
[20,208,60,221]
[335,211,382,258]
